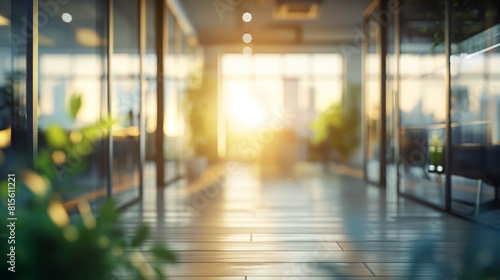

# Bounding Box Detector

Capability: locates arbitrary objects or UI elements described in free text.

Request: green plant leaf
[45,124,69,150]
[151,245,177,263]
[99,200,119,222]
[69,94,82,119]
[152,265,165,280]
[130,225,149,247]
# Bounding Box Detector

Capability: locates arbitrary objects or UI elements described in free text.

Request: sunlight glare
[228,93,263,127]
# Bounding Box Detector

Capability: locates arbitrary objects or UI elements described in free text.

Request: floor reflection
[116,162,500,278]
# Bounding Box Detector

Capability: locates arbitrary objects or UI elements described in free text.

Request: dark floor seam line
[250,233,253,242]
[442,249,461,260]
[336,241,344,251]
[363,262,376,276]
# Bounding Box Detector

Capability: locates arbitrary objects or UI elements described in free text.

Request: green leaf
[35,151,55,178]
[99,200,118,222]
[45,124,69,150]
[68,94,82,119]
[150,245,177,263]
[130,225,149,247]
[151,265,165,280]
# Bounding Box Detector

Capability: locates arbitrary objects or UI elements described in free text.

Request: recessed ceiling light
[242,12,252,22]
[242,33,252,44]
[243,46,252,56]
[62,13,73,23]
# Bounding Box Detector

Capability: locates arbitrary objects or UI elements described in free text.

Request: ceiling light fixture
[274,0,322,20]
[242,33,252,44]
[243,46,253,56]
[61,13,73,23]
[242,12,252,22]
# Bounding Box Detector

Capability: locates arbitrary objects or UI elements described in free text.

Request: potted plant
[310,84,361,165]
[0,94,177,279]
[183,67,217,182]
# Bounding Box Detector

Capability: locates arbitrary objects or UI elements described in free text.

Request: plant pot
[186,156,208,182]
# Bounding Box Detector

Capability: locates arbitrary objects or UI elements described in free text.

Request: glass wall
[1,0,202,214]
[221,53,344,161]
[160,6,201,185]
[177,30,189,177]
[386,4,398,190]
[397,0,447,208]
[450,0,500,226]
[112,0,141,206]
[364,10,383,185]
[164,8,178,182]
[0,1,28,167]
[145,0,157,164]
[0,1,14,163]
[363,0,500,226]
[37,0,108,212]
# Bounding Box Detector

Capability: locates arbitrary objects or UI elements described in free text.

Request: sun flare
[228,92,264,127]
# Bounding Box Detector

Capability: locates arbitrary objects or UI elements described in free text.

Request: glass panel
[386,9,397,190]
[314,79,342,113]
[37,0,107,213]
[255,54,281,76]
[112,0,141,206]
[222,53,345,163]
[164,9,177,182]
[1,0,29,170]
[284,54,308,77]
[178,31,187,177]
[398,0,446,208]
[450,0,500,225]
[364,14,382,185]
[224,79,253,160]
[312,54,343,76]
[145,0,157,163]
[222,54,251,77]
[0,1,15,164]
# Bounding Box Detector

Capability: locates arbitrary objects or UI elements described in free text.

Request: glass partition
[112,0,141,206]
[386,6,397,190]
[1,0,202,213]
[145,0,157,164]
[450,0,500,226]
[398,0,447,208]
[165,9,178,182]
[0,1,18,164]
[364,9,383,185]
[37,0,108,212]
[0,1,30,167]
[222,53,344,161]
[177,30,188,177]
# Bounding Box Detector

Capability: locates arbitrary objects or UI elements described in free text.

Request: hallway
[117,164,492,279]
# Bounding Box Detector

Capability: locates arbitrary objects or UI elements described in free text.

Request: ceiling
[181,0,372,46]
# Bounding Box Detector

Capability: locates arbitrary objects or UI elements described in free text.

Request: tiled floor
[117,163,500,279]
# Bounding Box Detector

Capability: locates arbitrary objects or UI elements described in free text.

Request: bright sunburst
[228,92,264,127]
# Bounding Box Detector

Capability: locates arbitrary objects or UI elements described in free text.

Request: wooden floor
[116,163,500,279]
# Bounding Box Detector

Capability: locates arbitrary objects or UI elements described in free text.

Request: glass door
[363,4,385,186]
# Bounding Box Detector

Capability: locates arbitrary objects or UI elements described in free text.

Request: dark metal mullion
[156,0,165,188]
[361,17,368,182]
[444,0,452,211]
[394,0,401,194]
[27,0,38,168]
[106,0,114,199]
[379,0,387,188]
[139,0,146,200]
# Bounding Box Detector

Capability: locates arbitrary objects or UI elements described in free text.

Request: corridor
[3,0,500,278]
[117,164,495,278]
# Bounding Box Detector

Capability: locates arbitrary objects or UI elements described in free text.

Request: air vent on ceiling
[273,0,322,20]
